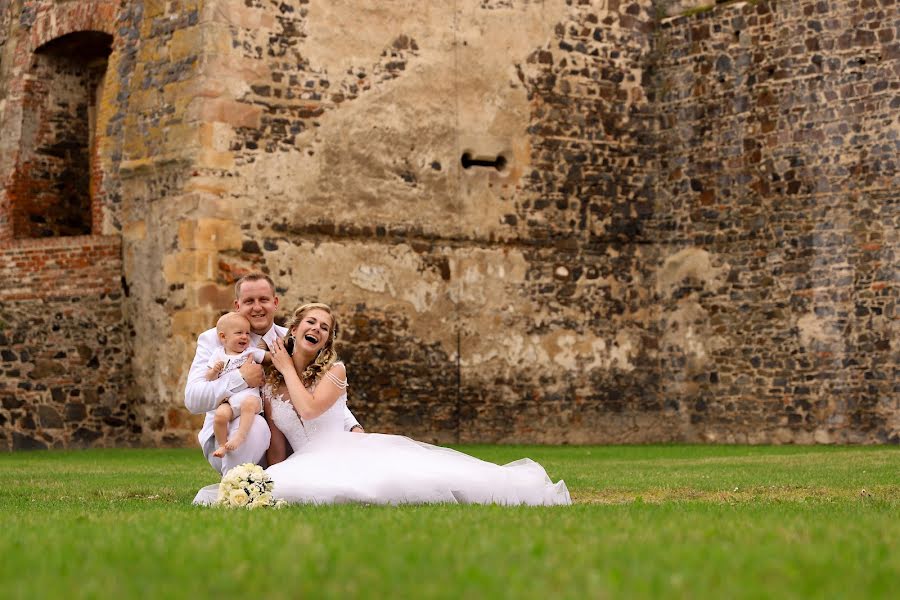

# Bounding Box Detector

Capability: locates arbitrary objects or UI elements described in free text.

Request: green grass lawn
[0,445,897,599]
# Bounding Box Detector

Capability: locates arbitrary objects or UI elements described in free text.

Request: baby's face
[220,319,251,354]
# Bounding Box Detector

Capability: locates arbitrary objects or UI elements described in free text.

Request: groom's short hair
[234,273,276,299]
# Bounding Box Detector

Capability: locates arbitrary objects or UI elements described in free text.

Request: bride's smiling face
[292,309,334,355]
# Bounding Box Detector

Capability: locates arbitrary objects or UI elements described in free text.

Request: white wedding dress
[194,375,570,506]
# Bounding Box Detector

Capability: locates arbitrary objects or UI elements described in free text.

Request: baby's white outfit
[208,346,266,417]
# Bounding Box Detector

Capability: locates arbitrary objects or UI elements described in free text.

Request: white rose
[257,492,273,506]
[229,489,249,507]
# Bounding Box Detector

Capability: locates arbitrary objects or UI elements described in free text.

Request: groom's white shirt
[184,323,360,445]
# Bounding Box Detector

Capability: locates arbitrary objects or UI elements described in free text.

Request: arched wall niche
[10,30,112,237]
[24,0,118,54]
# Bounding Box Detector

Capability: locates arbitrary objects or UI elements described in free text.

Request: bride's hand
[270,338,296,376]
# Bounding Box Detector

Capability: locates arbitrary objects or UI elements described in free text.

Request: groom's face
[234,279,279,335]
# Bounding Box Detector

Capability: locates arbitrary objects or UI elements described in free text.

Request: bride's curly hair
[266,302,341,390]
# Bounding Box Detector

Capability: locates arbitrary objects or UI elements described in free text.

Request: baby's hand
[205,361,226,381]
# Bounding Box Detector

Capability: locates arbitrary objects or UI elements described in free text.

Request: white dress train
[194,374,570,507]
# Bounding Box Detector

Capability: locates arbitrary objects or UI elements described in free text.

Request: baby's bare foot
[225,434,246,452]
[212,445,228,458]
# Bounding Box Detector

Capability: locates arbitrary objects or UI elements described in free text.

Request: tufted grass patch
[0,445,897,599]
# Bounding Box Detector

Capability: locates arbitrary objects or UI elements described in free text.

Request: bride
[199,303,570,506]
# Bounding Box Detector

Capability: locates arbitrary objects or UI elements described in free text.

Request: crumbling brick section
[0,236,137,450]
[0,1,133,450]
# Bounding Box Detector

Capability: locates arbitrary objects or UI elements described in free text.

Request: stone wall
[649,0,899,443]
[135,0,665,445]
[0,235,135,449]
[0,0,896,449]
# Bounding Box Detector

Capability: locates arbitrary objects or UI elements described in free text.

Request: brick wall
[0,235,136,450]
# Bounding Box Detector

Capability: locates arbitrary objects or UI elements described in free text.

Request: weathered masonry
[0,0,896,450]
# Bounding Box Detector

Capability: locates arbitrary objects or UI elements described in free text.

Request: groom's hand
[239,360,264,388]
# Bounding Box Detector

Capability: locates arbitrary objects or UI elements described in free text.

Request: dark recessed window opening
[12,31,113,238]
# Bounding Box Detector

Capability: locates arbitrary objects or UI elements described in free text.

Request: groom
[184,273,364,474]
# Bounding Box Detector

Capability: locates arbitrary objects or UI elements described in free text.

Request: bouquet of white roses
[216,463,286,509]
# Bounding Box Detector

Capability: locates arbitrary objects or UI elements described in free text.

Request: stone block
[178,218,242,251]
[123,220,147,242]
[72,428,102,445]
[2,395,23,410]
[65,403,87,421]
[198,99,263,129]
[196,148,235,170]
[37,405,64,429]
[183,176,230,196]
[12,432,47,451]
[204,1,275,30]
[196,283,234,309]
[144,0,167,19]
[29,360,57,379]
[172,309,217,340]
[163,250,217,282]
[813,428,834,444]
[164,124,199,153]
[199,122,234,153]
[169,27,203,61]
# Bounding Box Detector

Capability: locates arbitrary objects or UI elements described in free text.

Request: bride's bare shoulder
[324,362,348,389]
[329,361,346,376]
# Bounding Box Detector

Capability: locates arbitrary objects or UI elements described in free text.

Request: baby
[206,312,269,458]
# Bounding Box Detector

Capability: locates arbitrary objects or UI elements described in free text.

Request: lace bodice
[264,383,348,452]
